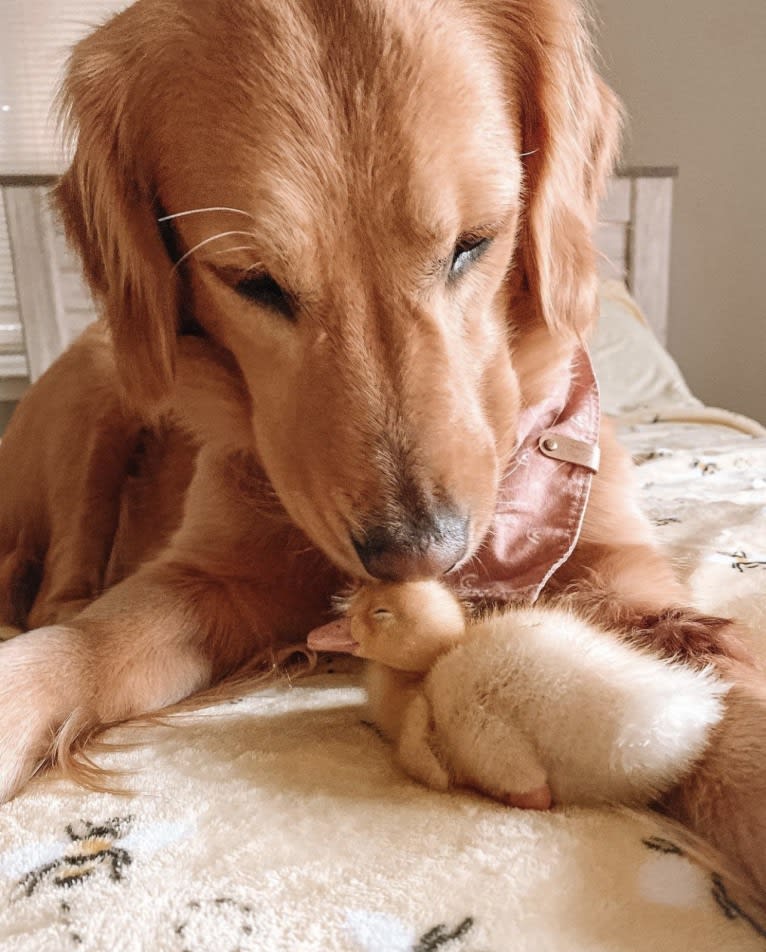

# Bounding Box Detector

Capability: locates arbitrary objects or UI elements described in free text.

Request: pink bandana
[452,345,600,605]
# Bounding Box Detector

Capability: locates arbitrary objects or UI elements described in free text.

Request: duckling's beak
[307,618,360,654]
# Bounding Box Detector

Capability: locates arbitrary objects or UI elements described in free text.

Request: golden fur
[0,0,765,898]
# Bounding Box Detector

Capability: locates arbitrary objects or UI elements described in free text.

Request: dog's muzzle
[352,508,469,581]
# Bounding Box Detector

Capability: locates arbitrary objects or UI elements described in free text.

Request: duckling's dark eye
[236,273,295,320]
[449,235,492,278]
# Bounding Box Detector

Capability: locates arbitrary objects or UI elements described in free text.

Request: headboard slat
[629,176,674,345]
[596,167,678,343]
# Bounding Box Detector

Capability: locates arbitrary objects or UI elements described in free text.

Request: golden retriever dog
[0,0,764,896]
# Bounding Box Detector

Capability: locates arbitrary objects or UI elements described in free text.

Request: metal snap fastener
[542,437,558,452]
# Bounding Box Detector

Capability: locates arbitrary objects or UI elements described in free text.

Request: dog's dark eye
[450,235,491,278]
[235,273,295,320]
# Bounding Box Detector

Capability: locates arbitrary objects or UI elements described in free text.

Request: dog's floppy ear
[489,0,622,335]
[54,9,179,406]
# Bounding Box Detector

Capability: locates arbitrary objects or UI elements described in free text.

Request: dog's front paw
[627,609,754,668]
[0,626,87,802]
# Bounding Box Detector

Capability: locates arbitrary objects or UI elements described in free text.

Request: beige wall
[594,0,766,423]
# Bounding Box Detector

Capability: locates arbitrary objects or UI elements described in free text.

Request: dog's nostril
[352,510,469,581]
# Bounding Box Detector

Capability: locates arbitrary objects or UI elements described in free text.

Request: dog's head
[56,0,620,580]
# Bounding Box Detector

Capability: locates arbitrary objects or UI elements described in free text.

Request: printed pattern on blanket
[0,420,765,952]
[621,420,766,665]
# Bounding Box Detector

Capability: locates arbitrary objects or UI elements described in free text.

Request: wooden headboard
[595,166,678,345]
[1,167,677,400]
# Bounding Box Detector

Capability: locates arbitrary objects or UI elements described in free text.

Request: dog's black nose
[352,509,469,581]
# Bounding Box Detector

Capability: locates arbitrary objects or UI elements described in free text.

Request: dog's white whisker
[158,206,254,223]
[208,245,261,257]
[171,230,259,271]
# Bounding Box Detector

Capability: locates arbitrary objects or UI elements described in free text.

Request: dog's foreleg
[660,666,766,899]
[0,557,273,803]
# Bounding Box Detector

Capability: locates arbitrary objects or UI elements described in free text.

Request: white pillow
[591,280,701,416]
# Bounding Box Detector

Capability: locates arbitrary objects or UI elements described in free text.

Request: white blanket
[0,416,765,951]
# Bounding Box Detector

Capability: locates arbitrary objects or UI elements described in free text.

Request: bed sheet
[0,420,765,952]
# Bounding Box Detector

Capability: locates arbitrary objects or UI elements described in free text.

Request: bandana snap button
[541,437,559,452]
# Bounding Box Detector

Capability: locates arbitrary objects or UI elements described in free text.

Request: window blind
[0,197,23,352]
[0,1,128,175]
[0,1,123,384]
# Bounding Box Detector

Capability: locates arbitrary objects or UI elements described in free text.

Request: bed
[0,172,765,951]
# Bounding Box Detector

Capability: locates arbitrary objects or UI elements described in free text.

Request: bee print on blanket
[16,816,134,898]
